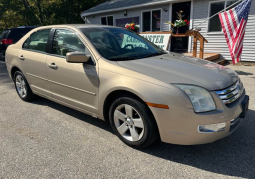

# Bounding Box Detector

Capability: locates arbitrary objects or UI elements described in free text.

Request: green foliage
[174,20,189,27]
[0,0,107,32]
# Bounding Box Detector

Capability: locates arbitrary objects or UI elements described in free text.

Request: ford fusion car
[5,25,249,148]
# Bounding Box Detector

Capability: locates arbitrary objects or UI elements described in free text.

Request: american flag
[219,0,252,64]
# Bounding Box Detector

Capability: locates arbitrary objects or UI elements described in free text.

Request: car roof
[4,26,39,30]
[32,24,121,30]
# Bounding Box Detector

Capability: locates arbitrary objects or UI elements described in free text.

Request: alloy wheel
[114,104,144,142]
[16,75,27,98]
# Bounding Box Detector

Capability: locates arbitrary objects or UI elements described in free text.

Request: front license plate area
[240,95,249,118]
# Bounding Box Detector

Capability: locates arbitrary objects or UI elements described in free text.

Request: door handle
[19,55,25,60]
[48,62,58,69]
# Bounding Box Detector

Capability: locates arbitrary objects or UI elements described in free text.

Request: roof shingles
[82,0,167,15]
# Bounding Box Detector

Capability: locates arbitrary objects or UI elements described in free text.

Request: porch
[183,53,226,65]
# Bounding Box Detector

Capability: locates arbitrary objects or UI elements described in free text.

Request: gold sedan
[5,25,249,148]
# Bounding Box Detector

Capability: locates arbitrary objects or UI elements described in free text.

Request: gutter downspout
[81,16,87,24]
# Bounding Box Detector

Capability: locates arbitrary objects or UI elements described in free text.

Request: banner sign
[120,32,171,51]
[120,34,148,49]
[140,33,171,50]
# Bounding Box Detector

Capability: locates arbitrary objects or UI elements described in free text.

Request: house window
[142,10,161,32]
[208,0,239,32]
[101,16,113,26]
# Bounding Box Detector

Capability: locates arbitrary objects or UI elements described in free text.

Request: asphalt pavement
[0,61,255,178]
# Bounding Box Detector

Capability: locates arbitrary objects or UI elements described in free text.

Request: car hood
[117,53,239,91]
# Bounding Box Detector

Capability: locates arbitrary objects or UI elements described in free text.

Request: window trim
[207,0,238,34]
[100,15,114,26]
[141,8,162,32]
[49,27,97,66]
[22,37,30,49]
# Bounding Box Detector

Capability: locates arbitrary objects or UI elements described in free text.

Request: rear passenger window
[53,29,86,57]
[23,38,29,49]
[29,30,50,53]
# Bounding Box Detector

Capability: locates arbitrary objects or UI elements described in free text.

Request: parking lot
[0,61,254,178]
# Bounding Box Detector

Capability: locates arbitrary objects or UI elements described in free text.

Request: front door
[46,29,99,115]
[171,1,191,53]
[19,29,51,97]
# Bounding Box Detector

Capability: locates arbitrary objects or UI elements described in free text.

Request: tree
[0,0,108,32]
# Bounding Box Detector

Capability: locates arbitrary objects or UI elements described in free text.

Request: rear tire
[14,71,35,102]
[109,96,159,148]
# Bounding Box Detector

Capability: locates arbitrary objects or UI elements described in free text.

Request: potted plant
[172,20,190,34]
[125,23,140,33]
[153,13,189,35]
[172,11,190,34]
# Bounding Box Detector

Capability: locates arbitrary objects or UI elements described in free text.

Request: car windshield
[79,27,166,60]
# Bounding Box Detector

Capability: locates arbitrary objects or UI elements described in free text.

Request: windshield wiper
[108,56,137,61]
[143,52,166,58]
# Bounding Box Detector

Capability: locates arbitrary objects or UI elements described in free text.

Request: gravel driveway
[0,61,254,178]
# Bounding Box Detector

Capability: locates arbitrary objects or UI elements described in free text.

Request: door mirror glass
[66,52,90,63]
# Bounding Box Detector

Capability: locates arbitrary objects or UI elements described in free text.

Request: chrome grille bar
[215,82,238,95]
[215,80,243,104]
[222,88,244,104]
[220,88,239,100]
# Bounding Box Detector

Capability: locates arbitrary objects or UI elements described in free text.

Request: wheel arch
[11,66,22,81]
[102,90,159,132]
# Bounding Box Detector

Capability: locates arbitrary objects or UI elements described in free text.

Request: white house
[81,0,255,62]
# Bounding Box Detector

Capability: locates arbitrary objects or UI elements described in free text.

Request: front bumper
[149,90,248,145]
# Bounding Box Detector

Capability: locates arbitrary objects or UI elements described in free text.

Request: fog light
[198,122,226,133]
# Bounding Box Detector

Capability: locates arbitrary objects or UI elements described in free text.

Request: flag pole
[191,0,243,30]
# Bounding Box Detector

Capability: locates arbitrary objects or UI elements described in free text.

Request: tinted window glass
[53,29,85,57]
[143,11,151,32]
[9,29,33,39]
[80,27,165,60]
[101,17,107,25]
[23,38,29,49]
[29,30,50,52]
[101,16,113,25]
[107,16,113,26]
[226,0,240,10]
[0,30,10,40]
[209,2,224,32]
[152,10,161,32]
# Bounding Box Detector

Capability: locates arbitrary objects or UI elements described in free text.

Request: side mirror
[66,52,90,63]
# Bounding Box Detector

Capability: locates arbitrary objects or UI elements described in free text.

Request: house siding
[86,4,171,32]
[85,0,255,62]
[192,0,255,61]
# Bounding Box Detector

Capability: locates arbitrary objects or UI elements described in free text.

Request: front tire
[109,96,159,148]
[14,71,35,102]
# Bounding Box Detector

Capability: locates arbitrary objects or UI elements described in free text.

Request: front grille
[215,80,244,104]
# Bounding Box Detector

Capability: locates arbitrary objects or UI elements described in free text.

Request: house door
[171,1,191,53]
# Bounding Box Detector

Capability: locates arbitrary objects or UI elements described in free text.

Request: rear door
[46,28,99,115]
[19,29,52,97]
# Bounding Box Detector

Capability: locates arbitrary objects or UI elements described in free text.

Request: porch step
[212,58,226,65]
[204,53,220,61]
[183,53,220,61]
[182,53,225,65]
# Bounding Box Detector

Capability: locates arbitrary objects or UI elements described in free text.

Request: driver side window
[53,29,88,57]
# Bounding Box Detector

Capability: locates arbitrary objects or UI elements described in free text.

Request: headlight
[174,84,216,113]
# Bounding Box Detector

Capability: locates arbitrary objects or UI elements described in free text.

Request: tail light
[1,39,13,45]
